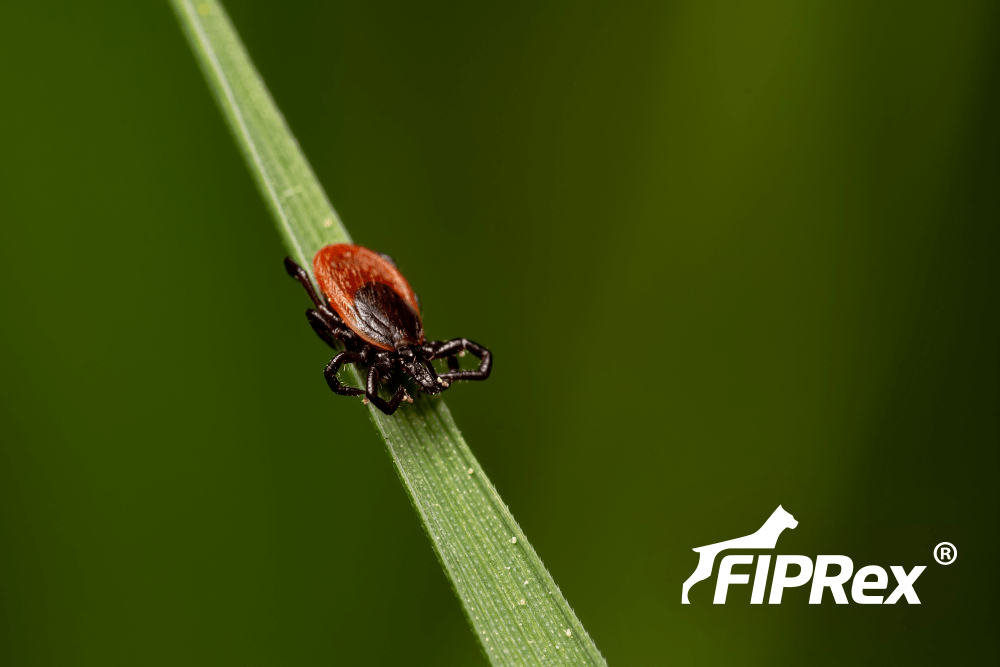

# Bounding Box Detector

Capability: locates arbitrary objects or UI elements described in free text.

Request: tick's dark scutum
[353,281,423,349]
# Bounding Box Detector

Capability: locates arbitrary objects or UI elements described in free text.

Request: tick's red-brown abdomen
[313,244,423,350]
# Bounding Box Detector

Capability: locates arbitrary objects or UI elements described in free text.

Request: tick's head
[398,346,442,395]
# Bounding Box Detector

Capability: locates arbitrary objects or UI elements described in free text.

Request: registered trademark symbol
[934,542,957,565]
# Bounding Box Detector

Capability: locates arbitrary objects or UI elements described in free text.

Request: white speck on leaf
[518,599,525,605]
[566,629,572,637]
[510,537,517,544]
[467,468,474,475]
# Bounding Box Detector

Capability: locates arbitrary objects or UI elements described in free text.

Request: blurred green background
[1,1,997,665]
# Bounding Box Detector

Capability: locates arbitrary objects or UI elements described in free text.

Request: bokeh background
[1,1,997,665]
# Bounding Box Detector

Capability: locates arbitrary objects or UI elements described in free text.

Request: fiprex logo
[681,506,927,604]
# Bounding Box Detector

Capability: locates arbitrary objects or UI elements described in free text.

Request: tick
[284,244,492,415]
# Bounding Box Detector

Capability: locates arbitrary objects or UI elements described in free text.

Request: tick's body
[285,244,491,415]
[313,245,423,350]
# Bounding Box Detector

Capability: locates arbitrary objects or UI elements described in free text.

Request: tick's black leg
[365,365,408,415]
[324,350,365,397]
[426,338,492,382]
[306,308,358,349]
[284,257,338,318]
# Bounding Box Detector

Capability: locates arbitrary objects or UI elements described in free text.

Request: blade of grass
[170,2,608,665]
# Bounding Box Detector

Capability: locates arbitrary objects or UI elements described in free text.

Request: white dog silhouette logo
[681,505,798,604]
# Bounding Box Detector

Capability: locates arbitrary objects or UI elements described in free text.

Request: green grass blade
[170,2,607,664]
